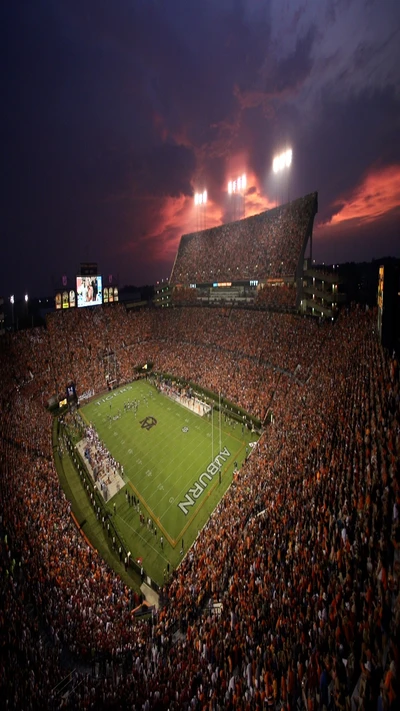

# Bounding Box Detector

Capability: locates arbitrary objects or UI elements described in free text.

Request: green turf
[75,380,257,585]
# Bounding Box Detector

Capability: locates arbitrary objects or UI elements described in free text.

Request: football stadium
[1,194,399,709]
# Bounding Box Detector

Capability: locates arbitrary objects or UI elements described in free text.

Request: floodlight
[273,149,293,174]
[227,172,246,219]
[25,294,28,302]
[195,190,207,206]
[228,173,247,193]
[10,295,14,304]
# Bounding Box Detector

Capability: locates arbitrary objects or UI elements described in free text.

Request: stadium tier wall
[170,192,318,289]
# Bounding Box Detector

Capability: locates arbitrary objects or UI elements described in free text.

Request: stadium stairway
[140,581,159,610]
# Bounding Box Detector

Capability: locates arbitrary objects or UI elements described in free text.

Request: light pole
[194,190,207,231]
[272,148,292,206]
[10,295,14,331]
[228,173,246,221]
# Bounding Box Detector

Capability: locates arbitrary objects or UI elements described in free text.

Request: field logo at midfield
[178,446,231,515]
[140,416,157,431]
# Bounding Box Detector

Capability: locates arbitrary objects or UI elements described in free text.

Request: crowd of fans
[0,301,399,710]
[255,283,297,310]
[170,193,317,286]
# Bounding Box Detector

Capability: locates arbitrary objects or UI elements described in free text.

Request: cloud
[2,0,400,297]
[313,163,400,264]
[269,0,400,106]
[245,181,276,216]
[322,164,400,226]
[129,143,197,199]
[119,191,223,276]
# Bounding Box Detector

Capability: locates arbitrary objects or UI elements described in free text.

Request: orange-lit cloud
[323,164,400,227]
[120,192,224,276]
[244,171,276,217]
[150,192,223,262]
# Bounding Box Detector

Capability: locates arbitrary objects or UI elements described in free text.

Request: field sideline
[79,379,258,583]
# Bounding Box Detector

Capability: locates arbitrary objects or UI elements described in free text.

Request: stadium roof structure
[170,192,318,286]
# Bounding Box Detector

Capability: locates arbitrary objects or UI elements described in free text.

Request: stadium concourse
[0,302,399,710]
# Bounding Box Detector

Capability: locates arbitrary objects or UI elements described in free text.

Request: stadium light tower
[272,148,292,206]
[228,173,246,221]
[194,189,207,231]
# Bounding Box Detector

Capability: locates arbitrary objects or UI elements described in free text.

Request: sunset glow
[325,164,400,226]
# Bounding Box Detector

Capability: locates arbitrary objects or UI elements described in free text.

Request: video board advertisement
[76,276,103,308]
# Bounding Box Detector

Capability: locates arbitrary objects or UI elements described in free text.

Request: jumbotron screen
[76,276,103,308]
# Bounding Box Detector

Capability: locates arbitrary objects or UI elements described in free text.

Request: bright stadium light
[227,173,247,194]
[227,173,247,220]
[194,190,207,206]
[10,295,14,305]
[273,148,292,174]
[194,188,208,230]
[273,148,293,205]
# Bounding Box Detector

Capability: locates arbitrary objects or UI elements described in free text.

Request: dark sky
[2,0,400,297]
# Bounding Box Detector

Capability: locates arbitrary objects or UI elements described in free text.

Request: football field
[81,379,257,583]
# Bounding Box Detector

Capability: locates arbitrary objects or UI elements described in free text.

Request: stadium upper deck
[170,192,318,286]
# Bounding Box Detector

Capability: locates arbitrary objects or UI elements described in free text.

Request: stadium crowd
[255,283,297,310]
[170,193,317,285]
[0,301,399,710]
